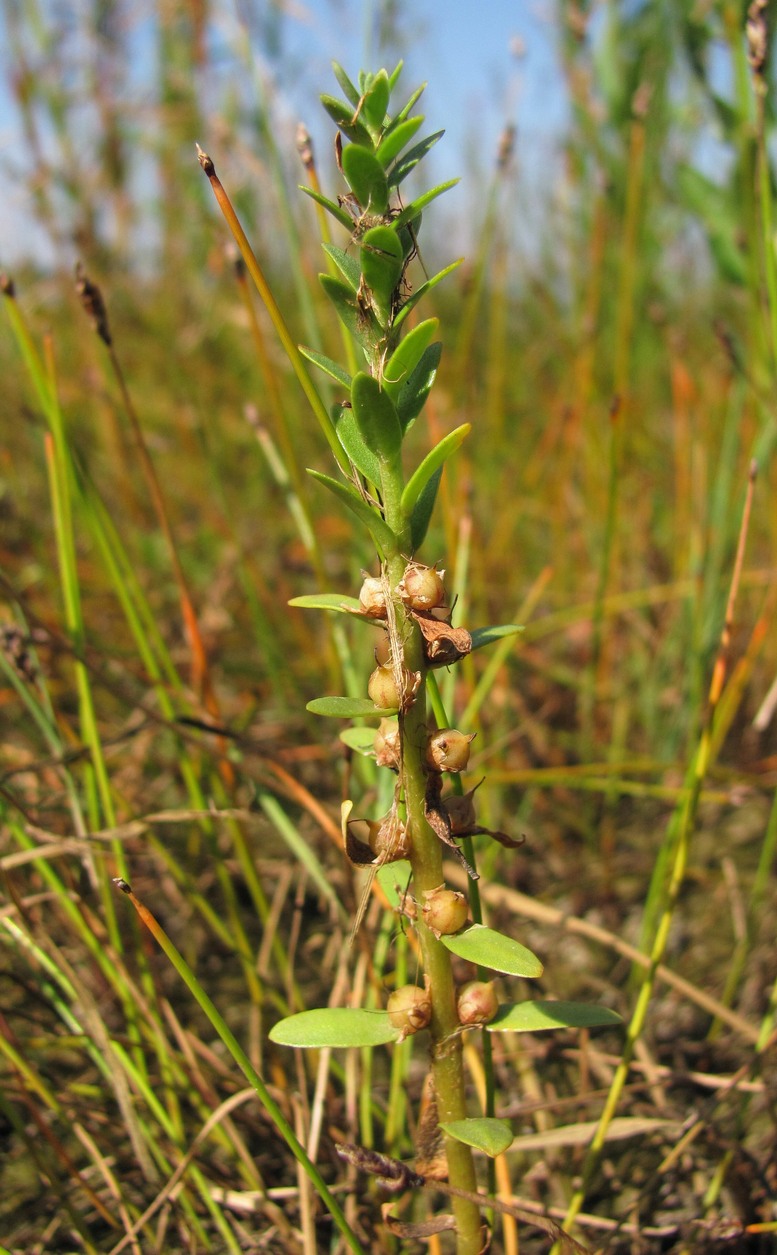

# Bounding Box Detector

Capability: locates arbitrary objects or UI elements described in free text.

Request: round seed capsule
[425,728,475,773]
[422,886,468,936]
[358,576,387,619]
[397,562,446,611]
[386,985,432,1037]
[457,981,499,1026]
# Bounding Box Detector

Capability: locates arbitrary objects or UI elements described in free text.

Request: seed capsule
[425,728,475,773]
[397,562,446,612]
[367,664,401,709]
[457,981,499,1026]
[387,985,432,1039]
[422,886,468,936]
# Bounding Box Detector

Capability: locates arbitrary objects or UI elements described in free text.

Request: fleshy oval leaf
[341,144,389,215]
[339,726,378,754]
[307,696,396,718]
[322,243,362,292]
[362,69,390,130]
[298,346,352,390]
[333,401,382,484]
[361,225,404,320]
[320,94,372,145]
[376,114,424,169]
[307,470,397,554]
[289,593,361,613]
[401,423,471,521]
[269,1008,398,1048]
[440,1118,514,1158]
[382,318,439,401]
[389,129,444,185]
[470,624,524,651]
[393,259,463,331]
[299,185,355,231]
[441,924,543,978]
[410,465,442,550]
[351,372,402,463]
[320,274,380,350]
[487,1000,623,1034]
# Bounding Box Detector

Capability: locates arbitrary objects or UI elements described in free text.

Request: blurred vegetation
[1,1,776,1252]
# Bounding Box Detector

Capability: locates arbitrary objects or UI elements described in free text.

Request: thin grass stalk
[112,877,366,1254]
[196,147,344,467]
[558,461,757,1244]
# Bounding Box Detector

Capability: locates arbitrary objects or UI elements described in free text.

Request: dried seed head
[387,985,432,1038]
[397,562,446,612]
[457,980,499,1026]
[425,728,475,773]
[374,718,400,770]
[358,575,388,619]
[421,886,468,936]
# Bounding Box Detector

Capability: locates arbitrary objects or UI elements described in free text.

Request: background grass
[1,2,777,1252]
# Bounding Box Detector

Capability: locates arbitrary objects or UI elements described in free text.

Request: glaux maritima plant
[200,62,620,1254]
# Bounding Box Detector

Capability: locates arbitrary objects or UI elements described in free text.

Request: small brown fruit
[422,886,468,936]
[425,728,475,773]
[397,562,446,611]
[387,985,432,1038]
[457,981,499,1026]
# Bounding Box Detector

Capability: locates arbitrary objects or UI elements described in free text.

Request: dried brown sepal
[336,1143,423,1193]
[75,263,112,345]
[424,775,479,880]
[296,123,314,168]
[374,717,401,770]
[415,1074,446,1179]
[413,610,472,668]
[383,1210,457,1238]
[357,574,388,618]
[195,142,215,177]
[368,814,410,860]
[344,823,377,867]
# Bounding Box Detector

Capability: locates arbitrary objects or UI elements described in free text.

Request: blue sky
[0,0,570,266]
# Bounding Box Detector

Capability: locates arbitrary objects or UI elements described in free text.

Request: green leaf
[394,260,463,331]
[441,1118,513,1158]
[308,469,398,554]
[333,401,382,483]
[298,346,352,389]
[401,423,471,521]
[376,115,423,169]
[394,82,426,125]
[389,130,444,185]
[409,465,442,550]
[269,1008,398,1048]
[395,342,442,430]
[341,144,389,215]
[339,726,378,754]
[320,93,372,145]
[322,243,362,292]
[382,318,439,401]
[470,624,524,651]
[388,61,404,92]
[307,696,395,718]
[351,372,402,464]
[441,924,543,978]
[289,593,361,613]
[392,178,459,229]
[362,69,390,130]
[331,61,361,108]
[300,185,357,232]
[488,1000,623,1034]
[320,274,380,350]
[360,226,404,320]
